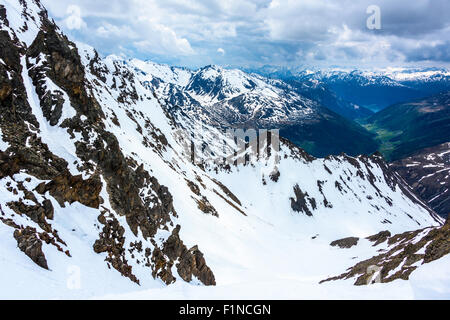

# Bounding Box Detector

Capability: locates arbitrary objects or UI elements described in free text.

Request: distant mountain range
[130,61,450,160]
[246,66,450,114]
[130,60,379,157]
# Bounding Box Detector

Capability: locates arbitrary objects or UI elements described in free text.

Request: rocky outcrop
[195,196,219,217]
[160,225,216,286]
[93,209,140,284]
[321,222,450,285]
[269,169,280,182]
[366,230,391,246]
[35,173,102,209]
[0,0,215,286]
[26,17,104,125]
[7,199,53,232]
[14,226,48,270]
[330,237,359,249]
[290,184,316,216]
[211,178,242,206]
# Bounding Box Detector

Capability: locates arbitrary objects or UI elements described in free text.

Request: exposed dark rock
[7,200,52,232]
[212,178,241,206]
[186,179,201,196]
[14,226,48,269]
[213,189,246,216]
[269,169,280,182]
[317,180,333,208]
[423,224,450,263]
[195,196,219,217]
[93,208,140,284]
[330,237,359,249]
[290,184,313,216]
[35,173,102,209]
[27,19,104,124]
[335,180,343,192]
[366,230,391,246]
[323,164,332,174]
[42,199,54,220]
[0,3,215,287]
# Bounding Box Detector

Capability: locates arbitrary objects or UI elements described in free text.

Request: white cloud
[217,48,225,55]
[64,5,86,30]
[40,0,450,67]
[133,20,194,56]
[263,0,338,41]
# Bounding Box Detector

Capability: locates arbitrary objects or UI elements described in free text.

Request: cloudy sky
[41,0,450,69]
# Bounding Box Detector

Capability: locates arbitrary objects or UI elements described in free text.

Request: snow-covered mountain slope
[130,58,191,87]
[0,0,447,299]
[391,142,450,219]
[382,68,450,83]
[284,77,374,120]
[130,61,315,125]
[243,66,376,121]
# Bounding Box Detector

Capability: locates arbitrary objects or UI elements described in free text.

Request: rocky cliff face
[0,0,446,298]
[322,218,450,285]
[0,0,215,286]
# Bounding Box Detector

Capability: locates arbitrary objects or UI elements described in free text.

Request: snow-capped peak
[129,58,192,87]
